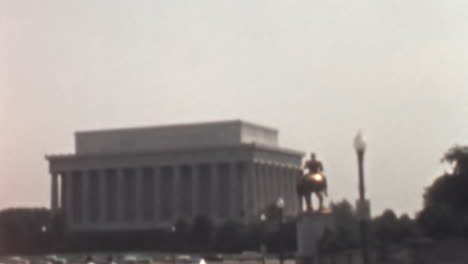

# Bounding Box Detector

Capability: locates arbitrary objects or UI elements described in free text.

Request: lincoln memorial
[46,120,304,231]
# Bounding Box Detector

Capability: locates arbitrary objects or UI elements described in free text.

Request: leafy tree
[307,200,360,255]
[398,214,420,238]
[418,146,468,238]
[244,221,264,250]
[214,221,246,252]
[374,209,399,242]
[263,219,296,254]
[417,204,459,239]
[190,216,214,248]
[279,220,297,252]
[174,218,190,250]
[264,202,283,222]
[330,200,359,248]
[0,208,51,254]
[442,145,468,175]
[373,210,419,243]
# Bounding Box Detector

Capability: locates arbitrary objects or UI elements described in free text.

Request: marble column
[273,165,279,203]
[191,164,199,218]
[272,164,278,203]
[253,162,261,214]
[172,165,180,221]
[51,172,59,211]
[135,167,143,223]
[116,168,124,223]
[153,166,161,221]
[288,167,294,214]
[248,162,257,218]
[82,170,89,225]
[265,163,272,207]
[274,164,281,201]
[289,167,296,214]
[64,172,73,225]
[274,164,280,202]
[99,170,107,224]
[211,164,218,218]
[282,166,288,203]
[235,162,244,218]
[294,167,301,213]
[258,163,266,212]
[229,163,237,218]
[245,161,255,219]
[271,164,277,201]
[70,171,82,224]
[235,162,245,219]
[257,162,264,213]
[59,172,66,211]
[59,172,66,210]
[197,164,211,217]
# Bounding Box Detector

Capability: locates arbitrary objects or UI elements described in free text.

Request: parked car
[186,258,205,264]
[4,257,30,264]
[203,254,223,261]
[45,255,67,264]
[238,251,262,261]
[120,255,152,264]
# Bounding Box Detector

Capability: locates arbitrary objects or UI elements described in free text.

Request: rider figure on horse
[304,153,323,174]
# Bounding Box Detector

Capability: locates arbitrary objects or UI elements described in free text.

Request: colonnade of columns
[50,161,300,227]
[251,162,301,216]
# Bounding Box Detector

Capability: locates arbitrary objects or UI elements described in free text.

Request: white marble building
[46,120,304,231]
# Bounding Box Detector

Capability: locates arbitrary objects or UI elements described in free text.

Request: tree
[214,221,246,252]
[418,146,468,238]
[264,202,283,222]
[0,208,51,254]
[174,218,190,250]
[442,145,468,175]
[330,200,359,248]
[190,216,214,248]
[374,209,400,242]
[372,210,420,244]
[398,214,420,238]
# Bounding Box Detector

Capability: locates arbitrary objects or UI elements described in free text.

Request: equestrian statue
[297,153,328,213]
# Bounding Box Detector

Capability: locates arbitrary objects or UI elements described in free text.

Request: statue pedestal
[296,211,333,264]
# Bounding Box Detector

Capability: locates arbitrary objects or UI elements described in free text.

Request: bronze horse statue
[297,172,328,213]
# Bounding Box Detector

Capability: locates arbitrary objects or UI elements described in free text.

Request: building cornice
[46,143,304,161]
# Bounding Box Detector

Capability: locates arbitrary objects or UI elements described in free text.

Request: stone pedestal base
[296,212,333,264]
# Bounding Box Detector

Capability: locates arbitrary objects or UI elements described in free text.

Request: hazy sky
[1,0,468,216]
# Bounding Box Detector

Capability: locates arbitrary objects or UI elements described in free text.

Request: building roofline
[45,143,304,161]
[75,119,278,136]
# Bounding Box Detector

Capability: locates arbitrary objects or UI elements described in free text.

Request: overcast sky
[1,0,468,216]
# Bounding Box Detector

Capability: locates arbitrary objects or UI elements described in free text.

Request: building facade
[46,120,304,231]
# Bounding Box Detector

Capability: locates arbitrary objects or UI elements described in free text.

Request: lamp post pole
[171,225,176,264]
[41,225,48,253]
[276,197,285,264]
[354,131,369,264]
[260,214,267,264]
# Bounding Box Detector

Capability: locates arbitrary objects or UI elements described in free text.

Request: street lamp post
[276,197,285,264]
[354,131,370,264]
[171,225,176,264]
[40,225,48,253]
[260,214,267,264]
